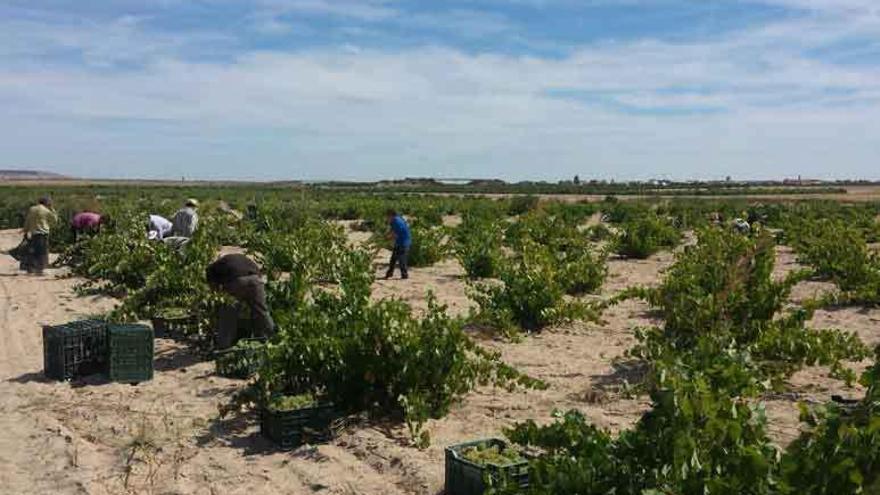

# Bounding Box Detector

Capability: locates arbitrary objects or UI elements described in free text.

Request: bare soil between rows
[1,228,877,495]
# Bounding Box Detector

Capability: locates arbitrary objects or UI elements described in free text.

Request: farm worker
[171,199,199,238]
[733,218,751,234]
[147,214,173,241]
[206,254,275,348]
[384,209,411,280]
[70,211,105,242]
[747,208,766,231]
[21,197,58,275]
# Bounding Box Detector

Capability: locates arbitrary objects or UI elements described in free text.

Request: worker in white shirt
[148,214,173,241]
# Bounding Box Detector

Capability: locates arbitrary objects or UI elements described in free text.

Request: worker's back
[25,204,56,235]
[171,207,198,238]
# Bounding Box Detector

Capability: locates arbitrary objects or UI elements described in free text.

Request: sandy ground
[1,227,878,495]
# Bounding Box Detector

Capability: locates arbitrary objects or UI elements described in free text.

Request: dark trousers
[22,234,49,273]
[386,244,410,279]
[218,275,275,347]
[72,226,98,243]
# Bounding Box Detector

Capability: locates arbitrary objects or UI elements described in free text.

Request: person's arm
[387,218,398,242]
[22,209,34,236]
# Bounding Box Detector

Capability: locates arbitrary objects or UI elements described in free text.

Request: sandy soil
[1,227,878,495]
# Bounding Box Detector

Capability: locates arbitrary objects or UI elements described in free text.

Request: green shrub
[246,219,350,283]
[615,215,679,259]
[65,210,158,296]
[585,223,613,242]
[256,249,542,444]
[407,221,448,267]
[780,346,880,494]
[453,213,504,279]
[504,210,582,251]
[457,244,501,279]
[559,246,608,295]
[507,195,540,216]
[543,201,598,224]
[469,242,597,333]
[630,228,868,389]
[497,343,880,495]
[112,216,227,321]
[790,218,880,297]
[499,363,779,495]
[415,206,444,226]
[601,200,650,224]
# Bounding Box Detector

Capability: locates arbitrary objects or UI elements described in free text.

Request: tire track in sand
[0,229,118,494]
[0,254,30,381]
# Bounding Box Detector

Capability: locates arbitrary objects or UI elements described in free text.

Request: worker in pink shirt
[71,211,106,241]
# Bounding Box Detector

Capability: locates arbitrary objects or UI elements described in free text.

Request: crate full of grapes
[445,438,529,495]
[260,394,344,450]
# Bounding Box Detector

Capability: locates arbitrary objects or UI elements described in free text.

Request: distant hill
[0,169,69,180]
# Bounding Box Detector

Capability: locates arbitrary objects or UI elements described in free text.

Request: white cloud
[251,0,398,21]
[760,0,880,14]
[405,9,517,38]
[249,12,296,35]
[0,2,879,180]
[0,14,232,68]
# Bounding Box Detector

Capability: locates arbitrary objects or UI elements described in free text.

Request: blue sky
[1,0,879,181]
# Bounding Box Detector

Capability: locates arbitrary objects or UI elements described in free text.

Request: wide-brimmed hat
[185,198,199,207]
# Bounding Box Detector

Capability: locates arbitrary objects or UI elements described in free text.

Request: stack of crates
[43,320,109,381]
[108,324,154,383]
[43,320,156,384]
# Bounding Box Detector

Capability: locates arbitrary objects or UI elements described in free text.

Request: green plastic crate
[260,400,344,450]
[150,313,200,340]
[445,438,530,495]
[43,320,109,381]
[108,324,154,383]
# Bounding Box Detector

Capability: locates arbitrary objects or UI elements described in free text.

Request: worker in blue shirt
[385,209,411,280]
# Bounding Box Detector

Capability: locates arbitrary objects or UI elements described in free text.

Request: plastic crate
[108,324,154,383]
[150,313,200,340]
[214,339,266,379]
[43,320,109,381]
[260,401,344,450]
[445,439,530,495]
